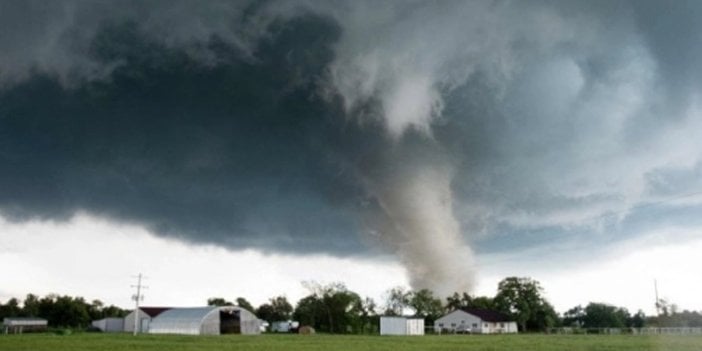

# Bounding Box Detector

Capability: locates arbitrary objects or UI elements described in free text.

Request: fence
[548,327,702,335]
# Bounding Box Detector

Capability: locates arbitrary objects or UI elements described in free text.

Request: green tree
[407,289,443,323]
[293,295,324,327]
[445,292,467,311]
[256,303,276,323]
[3,293,125,327]
[445,292,494,311]
[0,298,21,319]
[38,294,57,323]
[582,303,630,328]
[294,281,363,333]
[533,303,559,331]
[629,310,646,328]
[207,297,234,306]
[358,297,378,334]
[236,297,255,312]
[471,296,495,310]
[563,305,585,327]
[21,294,40,317]
[88,299,104,320]
[41,295,91,328]
[383,287,409,316]
[101,304,127,318]
[270,296,293,320]
[257,296,293,322]
[493,277,557,332]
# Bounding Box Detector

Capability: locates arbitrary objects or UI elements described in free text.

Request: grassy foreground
[1,333,702,351]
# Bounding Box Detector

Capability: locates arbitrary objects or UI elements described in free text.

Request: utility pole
[131,273,148,336]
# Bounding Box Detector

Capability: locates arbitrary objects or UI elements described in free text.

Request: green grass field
[1,333,702,351]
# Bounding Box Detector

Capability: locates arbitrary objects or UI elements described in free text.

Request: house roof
[139,307,172,317]
[460,308,512,322]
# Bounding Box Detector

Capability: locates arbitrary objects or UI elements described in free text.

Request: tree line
[2,277,701,332]
[0,294,127,328]
[207,277,702,333]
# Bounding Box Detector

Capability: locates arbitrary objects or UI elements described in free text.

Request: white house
[380,316,425,335]
[434,308,518,334]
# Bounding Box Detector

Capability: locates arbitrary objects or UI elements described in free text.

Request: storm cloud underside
[1,0,702,295]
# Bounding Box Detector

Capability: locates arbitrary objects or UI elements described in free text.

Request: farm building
[434,308,518,334]
[91,317,124,332]
[124,307,171,333]
[3,317,48,334]
[148,306,261,335]
[380,316,425,335]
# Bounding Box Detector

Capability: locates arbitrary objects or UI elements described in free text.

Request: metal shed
[380,316,425,335]
[91,317,124,332]
[3,317,48,334]
[148,306,260,335]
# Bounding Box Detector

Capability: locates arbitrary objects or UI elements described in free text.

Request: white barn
[434,308,518,334]
[148,306,261,335]
[380,316,425,335]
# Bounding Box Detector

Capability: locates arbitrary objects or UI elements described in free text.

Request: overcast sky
[1,0,701,314]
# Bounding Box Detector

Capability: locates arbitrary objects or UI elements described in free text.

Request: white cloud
[475,227,702,315]
[2,213,700,316]
[0,213,407,309]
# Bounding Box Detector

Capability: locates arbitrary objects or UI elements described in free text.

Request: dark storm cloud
[1,0,702,291]
[0,10,375,254]
[632,0,702,113]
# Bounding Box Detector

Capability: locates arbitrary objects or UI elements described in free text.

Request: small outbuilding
[380,316,425,335]
[270,320,299,333]
[91,317,124,332]
[148,306,261,335]
[435,308,518,334]
[3,317,48,334]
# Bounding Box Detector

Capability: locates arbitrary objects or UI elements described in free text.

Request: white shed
[148,306,261,335]
[434,308,518,334]
[380,316,425,336]
[91,317,124,332]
